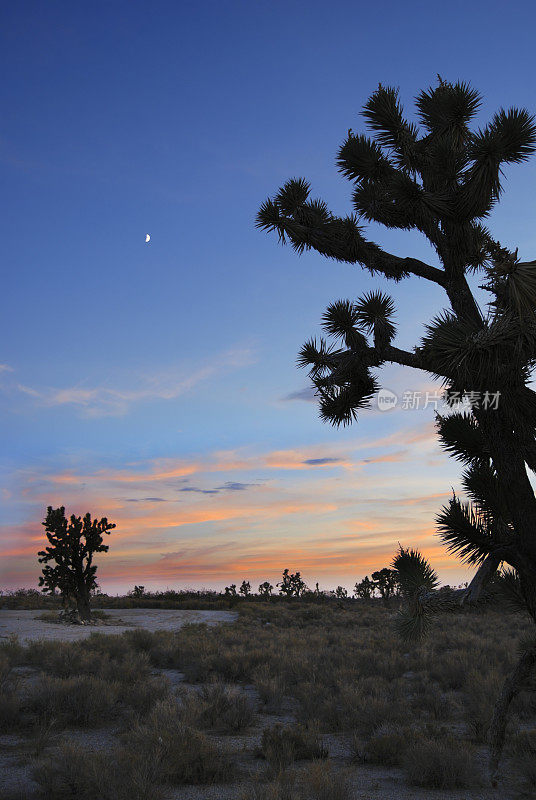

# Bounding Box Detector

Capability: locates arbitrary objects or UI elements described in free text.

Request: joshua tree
[371,567,400,602]
[353,575,375,600]
[258,580,274,599]
[334,585,348,599]
[257,78,536,777]
[38,506,115,621]
[277,568,307,597]
[239,580,252,597]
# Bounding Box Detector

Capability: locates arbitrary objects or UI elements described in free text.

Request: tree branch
[276,217,446,286]
[382,345,426,370]
[414,552,503,611]
[401,257,446,285]
[461,553,501,605]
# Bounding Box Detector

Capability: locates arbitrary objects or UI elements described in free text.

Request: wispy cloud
[180,481,260,495]
[12,347,255,417]
[302,457,342,466]
[280,387,316,402]
[179,486,220,495]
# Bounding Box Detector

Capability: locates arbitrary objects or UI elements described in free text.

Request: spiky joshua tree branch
[257,77,536,780]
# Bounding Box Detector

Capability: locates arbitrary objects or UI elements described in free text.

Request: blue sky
[1,0,535,592]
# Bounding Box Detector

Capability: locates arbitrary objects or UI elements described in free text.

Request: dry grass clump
[355,723,413,766]
[242,761,350,800]
[28,674,118,726]
[403,736,481,789]
[33,740,163,800]
[0,653,23,731]
[23,636,151,685]
[259,722,327,771]
[252,664,286,710]
[299,761,351,800]
[116,673,170,714]
[410,680,455,721]
[463,668,503,742]
[120,697,234,785]
[179,681,255,731]
[0,689,23,731]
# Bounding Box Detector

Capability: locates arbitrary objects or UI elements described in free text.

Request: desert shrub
[23,637,152,685]
[80,632,133,660]
[100,651,152,684]
[33,740,163,800]
[252,665,286,710]
[240,762,349,800]
[299,760,351,800]
[239,772,298,800]
[0,634,25,666]
[200,682,255,730]
[0,690,23,731]
[463,669,502,742]
[117,674,170,714]
[357,723,411,766]
[28,674,118,726]
[260,723,327,771]
[124,628,160,653]
[178,682,255,731]
[403,737,480,789]
[294,681,340,729]
[121,697,233,784]
[25,640,110,678]
[410,682,453,721]
[427,650,471,690]
[508,729,536,790]
[347,694,406,735]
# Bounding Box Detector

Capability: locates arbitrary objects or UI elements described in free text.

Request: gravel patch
[0,608,237,642]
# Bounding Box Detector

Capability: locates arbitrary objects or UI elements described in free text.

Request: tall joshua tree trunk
[75,583,92,622]
[257,78,536,779]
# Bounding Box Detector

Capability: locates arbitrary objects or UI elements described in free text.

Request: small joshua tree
[353,576,375,600]
[38,506,115,621]
[371,568,400,602]
[258,77,536,778]
[277,568,307,597]
[258,580,274,599]
[239,580,252,598]
[334,585,348,599]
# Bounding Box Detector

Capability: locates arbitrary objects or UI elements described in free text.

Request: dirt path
[0,608,237,642]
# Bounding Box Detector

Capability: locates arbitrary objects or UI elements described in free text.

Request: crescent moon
[145,234,151,243]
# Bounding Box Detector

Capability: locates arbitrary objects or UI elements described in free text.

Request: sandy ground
[0,608,237,642]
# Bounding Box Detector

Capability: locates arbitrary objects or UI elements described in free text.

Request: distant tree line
[220,567,401,602]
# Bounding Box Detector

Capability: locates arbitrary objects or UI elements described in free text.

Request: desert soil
[0,608,237,642]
